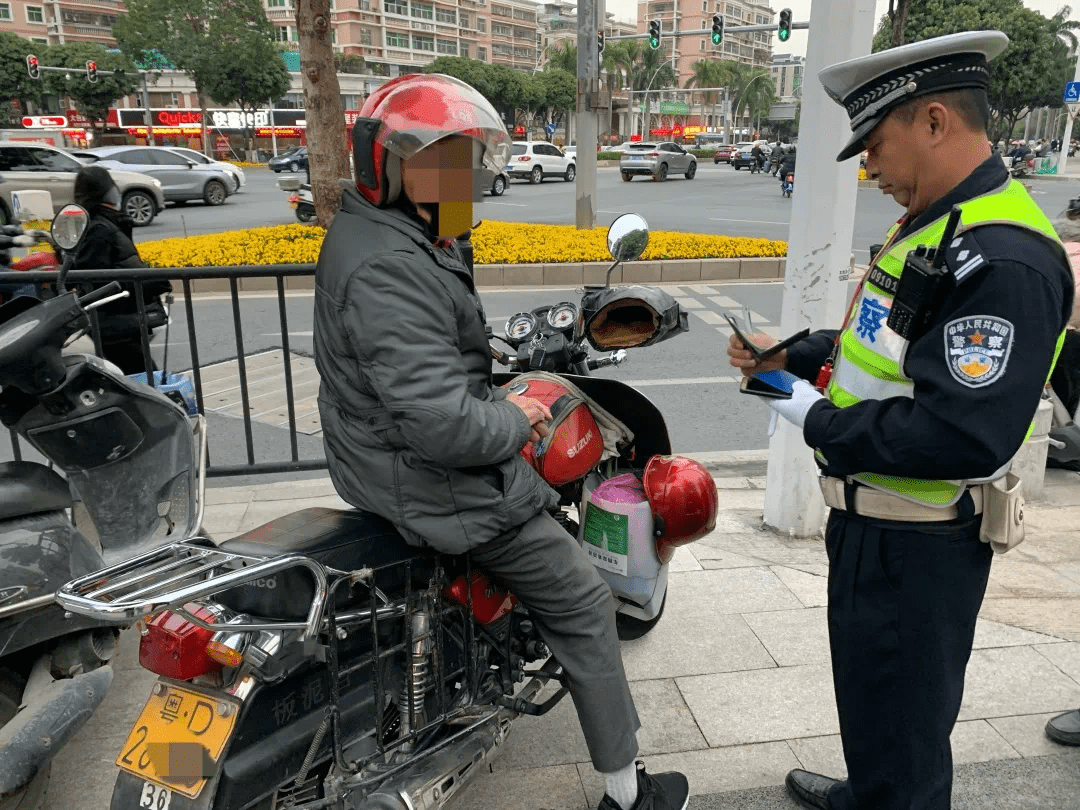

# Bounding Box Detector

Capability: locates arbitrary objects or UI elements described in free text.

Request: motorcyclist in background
[778,145,796,186]
[770,141,785,175]
[312,73,690,810]
[71,166,170,374]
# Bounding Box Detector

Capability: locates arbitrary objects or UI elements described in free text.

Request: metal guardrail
[1,264,325,479]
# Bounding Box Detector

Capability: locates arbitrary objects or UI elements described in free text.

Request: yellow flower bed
[859,168,867,181]
[137,221,787,268]
[139,224,326,267]
[225,161,268,168]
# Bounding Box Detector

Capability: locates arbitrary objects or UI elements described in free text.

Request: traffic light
[777,8,791,42]
[711,14,724,46]
[86,60,97,83]
[26,54,39,79]
[597,32,605,57]
[648,19,661,50]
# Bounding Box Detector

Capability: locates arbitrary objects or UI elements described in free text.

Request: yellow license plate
[116,683,240,799]
[289,201,298,209]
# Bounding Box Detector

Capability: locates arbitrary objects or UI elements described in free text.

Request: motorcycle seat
[215,507,436,621]
[0,461,72,521]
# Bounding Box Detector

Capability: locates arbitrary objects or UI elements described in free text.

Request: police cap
[819,31,1009,162]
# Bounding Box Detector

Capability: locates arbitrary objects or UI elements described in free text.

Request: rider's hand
[727,333,787,377]
[506,393,552,443]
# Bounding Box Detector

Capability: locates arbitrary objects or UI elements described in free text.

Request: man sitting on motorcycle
[778,146,796,186]
[312,73,689,810]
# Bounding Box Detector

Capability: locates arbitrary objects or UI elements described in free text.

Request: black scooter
[0,205,207,809]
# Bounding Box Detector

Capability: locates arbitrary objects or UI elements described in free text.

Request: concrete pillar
[762,0,877,536]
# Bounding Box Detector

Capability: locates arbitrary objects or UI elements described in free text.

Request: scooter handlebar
[78,281,124,308]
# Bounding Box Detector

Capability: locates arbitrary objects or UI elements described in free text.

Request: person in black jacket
[72,166,170,374]
[777,146,796,186]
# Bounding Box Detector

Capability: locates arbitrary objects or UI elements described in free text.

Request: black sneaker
[597,761,689,810]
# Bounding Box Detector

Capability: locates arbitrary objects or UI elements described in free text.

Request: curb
[174,257,792,295]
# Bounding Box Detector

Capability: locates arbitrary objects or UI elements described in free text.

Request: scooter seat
[215,508,436,621]
[0,461,72,521]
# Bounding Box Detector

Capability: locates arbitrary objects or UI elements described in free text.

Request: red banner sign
[23,115,67,128]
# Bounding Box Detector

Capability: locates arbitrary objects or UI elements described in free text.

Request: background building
[770,51,802,100]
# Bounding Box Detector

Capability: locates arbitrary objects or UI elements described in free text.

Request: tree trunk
[890,0,910,48]
[297,0,351,227]
[198,90,210,159]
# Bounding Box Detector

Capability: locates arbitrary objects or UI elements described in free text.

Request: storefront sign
[255,127,305,138]
[23,115,67,128]
[683,126,701,135]
[110,108,359,132]
[66,110,91,127]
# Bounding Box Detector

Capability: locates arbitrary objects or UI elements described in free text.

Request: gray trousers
[470,511,641,773]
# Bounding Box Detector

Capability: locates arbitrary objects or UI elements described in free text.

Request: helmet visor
[369,74,511,173]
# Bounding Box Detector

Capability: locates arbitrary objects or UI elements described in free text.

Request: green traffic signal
[648,19,661,50]
[711,15,723,45]
[778,8,791,41]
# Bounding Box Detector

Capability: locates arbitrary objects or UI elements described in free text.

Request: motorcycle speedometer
[505,312,539,342]
[546,302,578,331]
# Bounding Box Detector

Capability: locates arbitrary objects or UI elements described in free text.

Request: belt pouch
[979,472,1026,553]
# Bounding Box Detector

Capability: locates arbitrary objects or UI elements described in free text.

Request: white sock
[603,761,639,810]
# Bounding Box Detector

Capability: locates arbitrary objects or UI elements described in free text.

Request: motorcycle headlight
[546,302,578,332]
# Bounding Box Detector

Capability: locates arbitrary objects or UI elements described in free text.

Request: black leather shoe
[597,761,689,810]
[785,769,842,810]
[1046,709,1080,745]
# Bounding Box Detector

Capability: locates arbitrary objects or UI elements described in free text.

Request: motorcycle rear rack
[57,539,330,640]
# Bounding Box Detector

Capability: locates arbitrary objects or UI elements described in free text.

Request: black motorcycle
[0,205,207,810]
[55,214,696,810]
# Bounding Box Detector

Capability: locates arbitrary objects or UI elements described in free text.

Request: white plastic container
[578,472,663,608]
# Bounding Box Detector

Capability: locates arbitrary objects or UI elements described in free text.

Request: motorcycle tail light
[288,195,300,203]
[140,603,223,680]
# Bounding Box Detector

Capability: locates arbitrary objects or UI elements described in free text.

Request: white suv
[506,141,576,184]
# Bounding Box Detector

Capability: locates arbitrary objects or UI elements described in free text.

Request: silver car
[0,141,166,226]
[619,141,697,181]
[165,147,245,193]
[74,146,233,207]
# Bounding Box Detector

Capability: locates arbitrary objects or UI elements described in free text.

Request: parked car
[73,146,233,208]
[713,145,734,164]
[269,146,308,173]
[619,141,697,181]
[482,165,510,196]
[165,147,245,192]
[0,141,165,226]
[506,141,576,184]
[564,145,577,158]
[608,142,636,153]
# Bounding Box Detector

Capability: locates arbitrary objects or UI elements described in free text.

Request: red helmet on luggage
[351,73,511,207]
[643,455,718,563]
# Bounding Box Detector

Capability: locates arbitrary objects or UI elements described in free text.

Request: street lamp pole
[730,71,769,143]
[641,48,676,138]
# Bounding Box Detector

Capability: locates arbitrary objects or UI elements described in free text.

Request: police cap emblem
[944,315,1014,388]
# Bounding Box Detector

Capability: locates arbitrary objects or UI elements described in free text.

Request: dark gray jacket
[313,188,559,553]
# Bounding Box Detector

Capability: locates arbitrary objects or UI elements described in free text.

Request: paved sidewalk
[44,468,1080,810]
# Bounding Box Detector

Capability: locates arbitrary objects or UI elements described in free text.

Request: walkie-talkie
[886,207,962,342]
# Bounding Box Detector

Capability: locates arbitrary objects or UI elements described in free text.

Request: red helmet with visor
[352,73,511,207]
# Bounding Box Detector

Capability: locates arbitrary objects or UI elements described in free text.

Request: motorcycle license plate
[289,201,298,209]
[116,684,239,799]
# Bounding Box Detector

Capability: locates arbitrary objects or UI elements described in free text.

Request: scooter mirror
[51,204,89,251]
[606,213,650,264]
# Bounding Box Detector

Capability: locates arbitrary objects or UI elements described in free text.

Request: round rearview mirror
[606,213,650,263]
[51,204,90,251]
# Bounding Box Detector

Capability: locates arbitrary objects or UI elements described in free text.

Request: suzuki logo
[566,430,594,459]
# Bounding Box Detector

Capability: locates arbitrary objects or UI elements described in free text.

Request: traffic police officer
[727,31,1074,810]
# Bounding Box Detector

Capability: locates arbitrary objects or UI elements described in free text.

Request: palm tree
[547,41,576,74]
[625,42,676,137]
[685,59,727,133]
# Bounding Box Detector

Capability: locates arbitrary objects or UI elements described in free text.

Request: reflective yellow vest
[825,179,1067,506]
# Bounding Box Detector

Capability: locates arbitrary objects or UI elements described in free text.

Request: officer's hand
[506,393,552,443]
[727,333,786,376]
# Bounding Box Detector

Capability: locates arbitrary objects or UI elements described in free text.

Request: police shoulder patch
[944,230,988,284]
[943,315,1014,388]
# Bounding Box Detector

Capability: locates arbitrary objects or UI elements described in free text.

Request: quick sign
[22,115,68,128]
